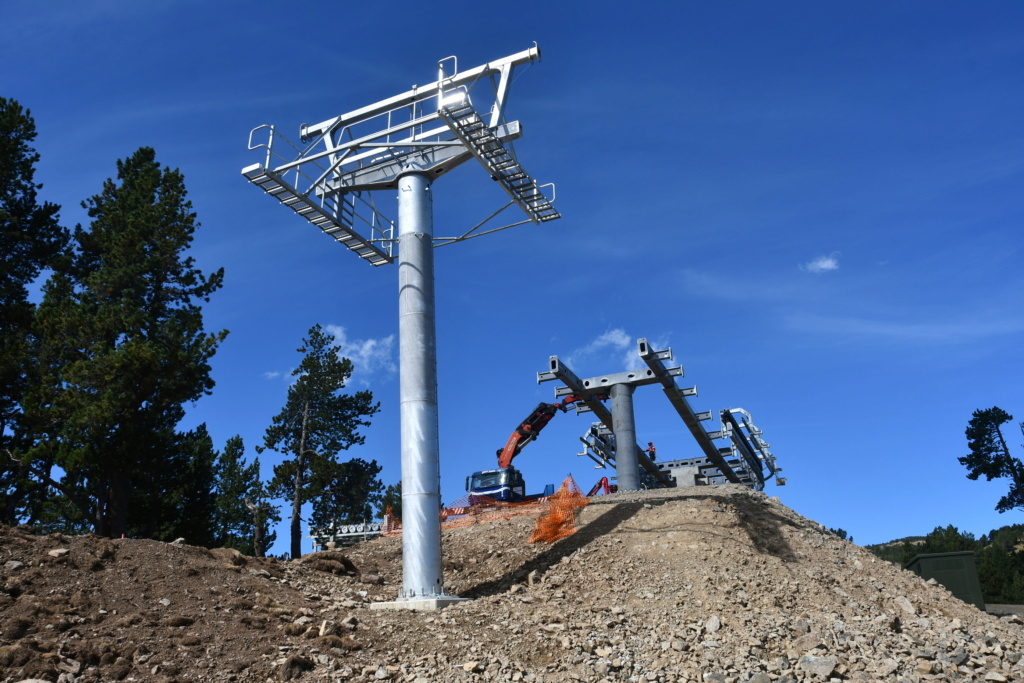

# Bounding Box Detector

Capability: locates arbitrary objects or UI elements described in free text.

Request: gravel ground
[3,483,1023,682]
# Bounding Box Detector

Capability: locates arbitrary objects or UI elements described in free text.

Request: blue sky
[4,2,1023,555]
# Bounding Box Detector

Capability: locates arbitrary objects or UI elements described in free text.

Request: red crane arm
[495,394,590,468]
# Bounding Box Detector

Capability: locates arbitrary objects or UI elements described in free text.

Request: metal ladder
[242,164,393,267]
[438,103,561,224]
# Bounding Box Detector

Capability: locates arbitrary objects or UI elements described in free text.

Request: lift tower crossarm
[299,45,541,143]
[538,357,673,487]
[637,339,743,485]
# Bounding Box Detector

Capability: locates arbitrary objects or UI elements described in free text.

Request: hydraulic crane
[467,394,597,502]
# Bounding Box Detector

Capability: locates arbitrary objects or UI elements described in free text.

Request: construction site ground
[2,484,1023,683]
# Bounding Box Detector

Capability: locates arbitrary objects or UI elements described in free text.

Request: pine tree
[22,147,226,537]
[308,457,384,530]
[261,324,379,559]
[960,407,1024,513]
[214,435,281,554]
[244,466,280,558]
[376,480,402,521]
[0,97,67,524]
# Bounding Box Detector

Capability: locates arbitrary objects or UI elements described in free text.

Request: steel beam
[636,339,743,484]
[301,45,541,142]
[721,409,766,489]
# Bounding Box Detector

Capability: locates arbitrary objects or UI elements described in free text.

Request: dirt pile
[2,484,1023,682]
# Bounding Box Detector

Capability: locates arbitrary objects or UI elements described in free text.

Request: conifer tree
[23,147,226,537]
[0,97,67,524]
[245,471,280,558]
[261,324,378,559]
[309,457,384,530]
[960,407,1024,513]
[214,435,280,554]
[375,480,402,521]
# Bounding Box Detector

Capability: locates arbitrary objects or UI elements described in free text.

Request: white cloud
[564,328,635,371]
[801,252,841,274]
[325,325,397,386]
[263,371,282,380]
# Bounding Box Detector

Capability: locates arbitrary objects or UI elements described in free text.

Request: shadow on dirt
[461,501,645,599]
[602,490,803,562]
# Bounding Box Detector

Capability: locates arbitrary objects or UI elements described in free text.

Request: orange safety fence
[380,475,589,544]
[529,475,589,543]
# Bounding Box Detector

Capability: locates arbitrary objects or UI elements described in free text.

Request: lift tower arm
[637,339,743,484]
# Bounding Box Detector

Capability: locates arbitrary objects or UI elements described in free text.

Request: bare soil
[2,484,1022,682]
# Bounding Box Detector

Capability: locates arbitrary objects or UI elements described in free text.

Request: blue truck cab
[466,466,554,503]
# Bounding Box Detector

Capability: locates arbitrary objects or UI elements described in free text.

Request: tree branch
[4,448,94,523]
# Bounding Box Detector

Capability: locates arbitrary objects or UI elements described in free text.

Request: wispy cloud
[325,325,397,387]
[263,371,282,380]
[562,328,661,372]
[800,252,841,274]
[786,313,1024,345]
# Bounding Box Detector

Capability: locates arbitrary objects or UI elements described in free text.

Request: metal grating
[439,102,561,224]
[242,164,393,267]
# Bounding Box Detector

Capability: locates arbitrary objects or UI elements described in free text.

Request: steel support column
[609,383,640,491]
[397,172,443,598]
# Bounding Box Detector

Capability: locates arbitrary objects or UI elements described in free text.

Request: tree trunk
[290,401,311,560]
[107,469,130,539]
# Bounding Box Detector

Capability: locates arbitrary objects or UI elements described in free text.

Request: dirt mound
[2,484,1022,682]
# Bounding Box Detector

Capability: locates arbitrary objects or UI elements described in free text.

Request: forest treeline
[865,523,1024,605]
[0,97,397,557]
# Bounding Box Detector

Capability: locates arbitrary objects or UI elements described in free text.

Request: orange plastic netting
[380,475,589,544]
[529,475,589,543]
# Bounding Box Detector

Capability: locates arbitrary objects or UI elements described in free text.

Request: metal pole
[610,383,640,491]
[397,171,444,598]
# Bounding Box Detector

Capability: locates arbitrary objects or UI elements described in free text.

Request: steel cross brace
[538,357,673,488]
[636,339,743,484]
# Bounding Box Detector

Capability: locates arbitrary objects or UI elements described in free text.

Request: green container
[905,551,985,610]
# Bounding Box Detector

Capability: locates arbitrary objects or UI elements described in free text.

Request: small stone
[706,615,721,632]
[463,661,483,673]
[48,548,70,558]
[171,537,186,545]
[798,654,838,678]
[983,673,1007,682]
[57,659,82,674]
[876,659,899,676]
[792,632,824,652]
[4,560,24,571]
[159,598,171,607]
[895,596,916,615]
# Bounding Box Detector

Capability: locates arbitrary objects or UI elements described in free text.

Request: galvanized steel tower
[242,45,559,608]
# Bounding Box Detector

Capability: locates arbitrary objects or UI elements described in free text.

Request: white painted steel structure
[243,46,559,607]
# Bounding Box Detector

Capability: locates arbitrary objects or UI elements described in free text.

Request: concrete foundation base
[370,596,470,611]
